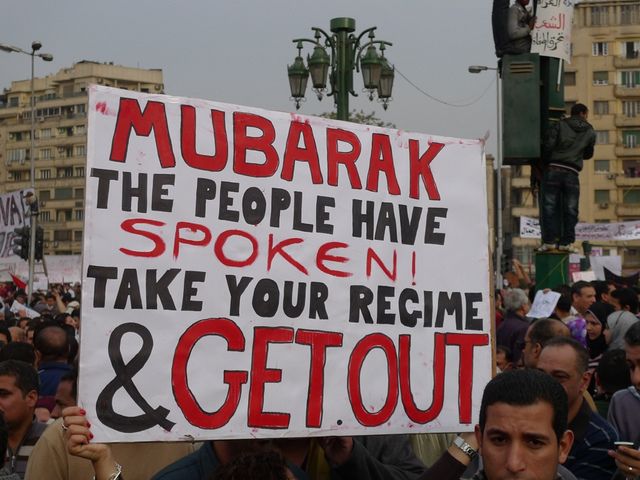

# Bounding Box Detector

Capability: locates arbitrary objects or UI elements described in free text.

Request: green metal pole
[330,17,355,121]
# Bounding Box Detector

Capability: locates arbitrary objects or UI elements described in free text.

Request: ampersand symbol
[96,322,175,433]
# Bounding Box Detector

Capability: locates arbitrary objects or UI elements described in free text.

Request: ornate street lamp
[287,17,394,121]
[287,42,309,110]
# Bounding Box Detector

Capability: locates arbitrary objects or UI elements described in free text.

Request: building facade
[0,61,163,255]
[510,0,640,269]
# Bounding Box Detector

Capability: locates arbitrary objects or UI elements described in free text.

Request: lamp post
[287,17,394,121]
[468,64,503,288]
[0,41,53,297]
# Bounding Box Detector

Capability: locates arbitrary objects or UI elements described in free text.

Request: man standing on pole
[538,103,596,253]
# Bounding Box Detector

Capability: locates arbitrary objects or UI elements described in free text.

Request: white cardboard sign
[80,86,492,443]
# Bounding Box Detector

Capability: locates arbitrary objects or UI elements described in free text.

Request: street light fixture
[468,64,503,288]
[287,17,394,121]
[1,41,53,298]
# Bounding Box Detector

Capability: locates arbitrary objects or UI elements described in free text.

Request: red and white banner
[80,86,492,442]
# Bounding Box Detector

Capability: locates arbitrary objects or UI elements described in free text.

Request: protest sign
[520,216,640,241]
[0,190,31,263]
[531,0,574,63]
[80,85,492,443]
[528,290,561,318]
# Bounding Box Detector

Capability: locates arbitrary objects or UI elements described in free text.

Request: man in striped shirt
[0,361,47,479]
[538,337,618,480]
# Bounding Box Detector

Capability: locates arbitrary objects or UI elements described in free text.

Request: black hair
[0,342,35,365]
[212,451,290,480]
[571,280,593,297]
[596,349,631,394]
[479,369,568,441]
[60,369,78,401]
[496,345,513,362]
[554,294,572,314]
[0,326,11,346]
[529,318,569,347]
[624,321,640,347]
[571,103,588,116]
[543,336,589,374]
[0,360,39,396]
[611,288,639,314]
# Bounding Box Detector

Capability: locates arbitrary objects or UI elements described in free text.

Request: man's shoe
[558,244,579,254]
[536,243,556,252]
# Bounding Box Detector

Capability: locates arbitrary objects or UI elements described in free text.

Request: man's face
[476,401,573,480]
[537,345,589,412]
[496,351,511,371]
[51,380,75,419]
[0,375,36,430]
[625,343,640,391]
[572,287,596,314]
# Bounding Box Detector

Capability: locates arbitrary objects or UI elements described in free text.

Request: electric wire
[395,66,495,108]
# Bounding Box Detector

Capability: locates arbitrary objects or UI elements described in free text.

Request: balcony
[616,145,640,157]
[616,176,640,187]
[616,204,640,216]
[615,57,640,69]
[615,115,640,128]
[511,176,530,188]
[615,85,640,98]
[512,206,538,218]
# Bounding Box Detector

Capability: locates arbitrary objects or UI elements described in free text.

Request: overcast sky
[1,1,499,154]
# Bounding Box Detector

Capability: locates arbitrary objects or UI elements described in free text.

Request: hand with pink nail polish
[62,406,121,480]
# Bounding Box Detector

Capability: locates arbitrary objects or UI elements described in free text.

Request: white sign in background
[0,190,31,263]
[531,0,574,63]
[520,216,640,241]
[80,86,492,443]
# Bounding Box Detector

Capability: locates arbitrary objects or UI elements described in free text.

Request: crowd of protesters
[0,273,636,480]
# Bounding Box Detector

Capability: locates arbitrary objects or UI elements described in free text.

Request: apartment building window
[57,210,72,222]
[7,149,27,163]
[623,101,640,118]
[621,71,640,88]
[624,160,640,177]
[75,125,85,135]
[40,169,51,180]
[75,210,84,221]
[76,104,86,114]
[596,130,610,144]
[593,101,609,115]
[54,188,73,200]
[594,159,610,173]
[57,167,73,178]
[39,190,51,201]
[564,72,576,86]
[75,167,85,177]
[74,188,84,199]
[12,172,23,182]
[623,189,640,204]
[623,131,640,148]
[40,148,51,160]
[595,190,610,203]
[75,145,86,157]
[40,211,51,222]
[74,231,83,242]
[593,71,608,85]
[53,230,72,241]
[590,6,609,25]
[592,42,609,56]
[8,97,18,107]
[623,40,640,58]
[39,128,52,139]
